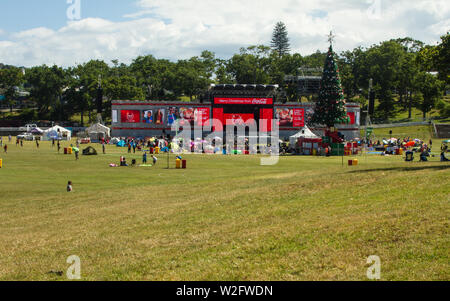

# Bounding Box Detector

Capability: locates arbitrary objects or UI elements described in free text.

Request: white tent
[42,125,72,141]
[86,123,111,140]
[289,126,320,145]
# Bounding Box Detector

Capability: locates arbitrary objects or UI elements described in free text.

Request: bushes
[436,99,450,118]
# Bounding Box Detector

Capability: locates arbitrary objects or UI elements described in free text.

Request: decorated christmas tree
[312,43,348,129]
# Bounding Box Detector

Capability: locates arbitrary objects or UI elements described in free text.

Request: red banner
[224,114,255,125]
[121,110,140,123]
[293,108,305,127]
[214,97,273,105]
[195,107,210,126]
[347,112,355,125]
[212,108,224,131]
[260,108,273,132]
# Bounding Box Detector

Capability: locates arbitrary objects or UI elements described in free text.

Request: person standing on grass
[8,135,11,142]
[152,155,157,165]
[20,139,23,147]
[102,142,106,154]
[142,152,147,164]
[3,144,7,153]
[0,137,3,147]
[16,138,19,146]
[36,139,39,148]
[133,142,136,153]
[128,143,131,154]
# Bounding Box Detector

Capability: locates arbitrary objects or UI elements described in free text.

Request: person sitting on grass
[420,149,428,162]
[120,156,128,167]
[67,181,73,192]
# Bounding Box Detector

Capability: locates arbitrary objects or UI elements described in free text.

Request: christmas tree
[312,43,348,128]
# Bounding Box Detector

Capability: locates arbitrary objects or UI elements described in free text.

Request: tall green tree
[227,45,272,84]
[312,45,348,128]
[270,22,290,58]
[0,67,24,113]
[25,65,67,119]
[414,72,444,119]
[434,32,450,85]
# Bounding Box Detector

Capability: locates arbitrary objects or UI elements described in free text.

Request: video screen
[121,110,140,123]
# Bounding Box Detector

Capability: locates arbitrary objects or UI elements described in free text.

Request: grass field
[0,136,449,281]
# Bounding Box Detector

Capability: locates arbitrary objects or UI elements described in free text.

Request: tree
[103,76,145,101]
[227,45,272,84]
[130,55,178,100]
[312,45,348,128]
[270,22,290,58]
[434,32,450,85]
[0,67,24,113]
[25,65,67,119]
[414,72,444,119]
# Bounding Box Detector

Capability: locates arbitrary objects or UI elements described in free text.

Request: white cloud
[0,0,448,67]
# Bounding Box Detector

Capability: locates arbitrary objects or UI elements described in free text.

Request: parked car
[17,133,35,141]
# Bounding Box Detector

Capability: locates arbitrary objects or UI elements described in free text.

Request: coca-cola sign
[214,97,273,105]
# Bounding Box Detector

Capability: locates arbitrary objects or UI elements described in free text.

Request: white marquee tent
[42,125,72,141]
[289,126,320,145]
[86,123,111,138]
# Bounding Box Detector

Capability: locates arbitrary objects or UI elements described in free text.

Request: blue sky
[0,0,137,32]
[0,0,448,67]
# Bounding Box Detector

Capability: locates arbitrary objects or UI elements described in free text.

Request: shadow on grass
[348,163,450,174]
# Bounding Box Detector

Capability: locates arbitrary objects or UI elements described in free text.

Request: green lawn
[361,125,436,142]
[0,137,448,281]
